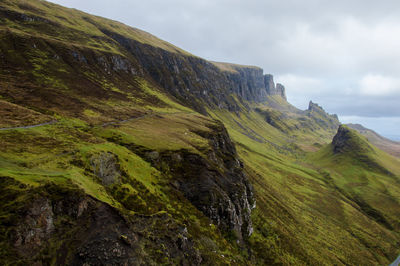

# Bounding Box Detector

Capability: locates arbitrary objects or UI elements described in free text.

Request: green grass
[211,61,262,73]
[136,78,194,113]
[96,112,213,153]
[0,109,247,264]
[1,0,194,56]
[208,108,400,265]
[1,0,400,264]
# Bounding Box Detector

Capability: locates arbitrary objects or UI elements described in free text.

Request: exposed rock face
[7,181,202,265]
[265,75,287,100]
[13,198,55,256]
[99,29,287,112]
[166,148,254,241]
[307,101,340,130]
[331,126,394,177]
[275,83,287,100]
[224,66,267,102]
[332,125,353,154]
[124,122,255,241]
[223,65,287,102]
[1,7,287,115]
[332,125,373,154]
[176,122,255,240]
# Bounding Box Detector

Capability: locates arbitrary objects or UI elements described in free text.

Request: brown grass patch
[0,100,53,128]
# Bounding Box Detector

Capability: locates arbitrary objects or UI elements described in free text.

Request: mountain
[347,123,400,158]
[1,0,400,265]
[308,125,400,251]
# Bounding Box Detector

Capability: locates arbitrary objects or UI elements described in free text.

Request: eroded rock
[143,122,255,241]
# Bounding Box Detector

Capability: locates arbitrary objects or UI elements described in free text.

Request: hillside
[347,123,400,158]
[1,0,400,265]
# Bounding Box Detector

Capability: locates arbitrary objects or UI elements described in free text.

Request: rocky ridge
[307,101,340,130]
[92,29,288,112]
[109,121,255,242]
[347,123,400,158]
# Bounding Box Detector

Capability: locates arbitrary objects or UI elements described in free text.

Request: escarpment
[108,121,255,242]
[3,179,202,265]
[5,1,400,265]
[264,74,287,100]
[306,101,340,129]
[165,122,255,241]
[0,4,287,115]
[98,29,288,112]
[332,125,373,154]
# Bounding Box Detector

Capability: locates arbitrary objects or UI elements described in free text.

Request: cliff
[101,28,288,112]
[306,101,340,129]
[2,1,400,266]
[0,2,286,115]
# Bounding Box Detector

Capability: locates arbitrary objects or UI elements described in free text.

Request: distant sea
[384,135,400,142]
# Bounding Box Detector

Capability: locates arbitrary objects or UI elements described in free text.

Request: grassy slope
[0,104,247,264]
[0,6,244,258]
[1,0,192,55]
[211,61,262,74]
[347,123,400,158]
[210,108,400,265]
[0,0,400,265]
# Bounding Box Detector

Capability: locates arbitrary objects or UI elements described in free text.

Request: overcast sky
[49,0,400,139]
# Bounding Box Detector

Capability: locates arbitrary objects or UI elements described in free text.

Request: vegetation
[0,0,399,265]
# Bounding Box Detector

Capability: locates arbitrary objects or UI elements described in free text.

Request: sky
[49,0,400,139]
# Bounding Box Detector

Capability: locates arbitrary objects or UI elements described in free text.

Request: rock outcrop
[347,123,400,158]
[332,125,354,154]
[265,74,287,100]
[173,122,255,241]
[331,125,395,178]
[332,125,375,155]
[1,5,287,115]
[99,29,287,112]
[116,121,255,242]
[5,180,202,265]
[307,101,340,130]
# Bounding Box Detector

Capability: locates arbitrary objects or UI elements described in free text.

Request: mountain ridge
[347,123,400,158]
[1,0,400,265]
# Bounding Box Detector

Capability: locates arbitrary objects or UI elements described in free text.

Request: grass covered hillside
[347,123,400,158]
[1,0,400,265]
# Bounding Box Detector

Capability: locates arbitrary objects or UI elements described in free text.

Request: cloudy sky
[49,0,400,139]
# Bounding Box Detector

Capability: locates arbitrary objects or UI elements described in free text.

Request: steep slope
[0,0,287,116]
[347,123,400,158]
[307,126,400,261]
[209,112,399,265]
[1,0,400,265]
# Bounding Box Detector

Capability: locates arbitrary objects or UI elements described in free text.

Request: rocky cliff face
[307,101,340,130]
[4,180,202,265]
[113,121,255,242]
[172,122,255,241]
[100,29,287,112]
[332,125,355,154]
[332,125,375,155]
[264,74,287,100]
[0,5,287,115]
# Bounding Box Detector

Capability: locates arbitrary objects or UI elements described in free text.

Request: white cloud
[275,74,322,94]
[358,74,400,96]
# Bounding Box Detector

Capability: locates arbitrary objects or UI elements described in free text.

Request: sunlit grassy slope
[207,108,400,265]
[1,0,400,265]
[1,0,192,55]
[0,105,247,265]
[347,123,400,158]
